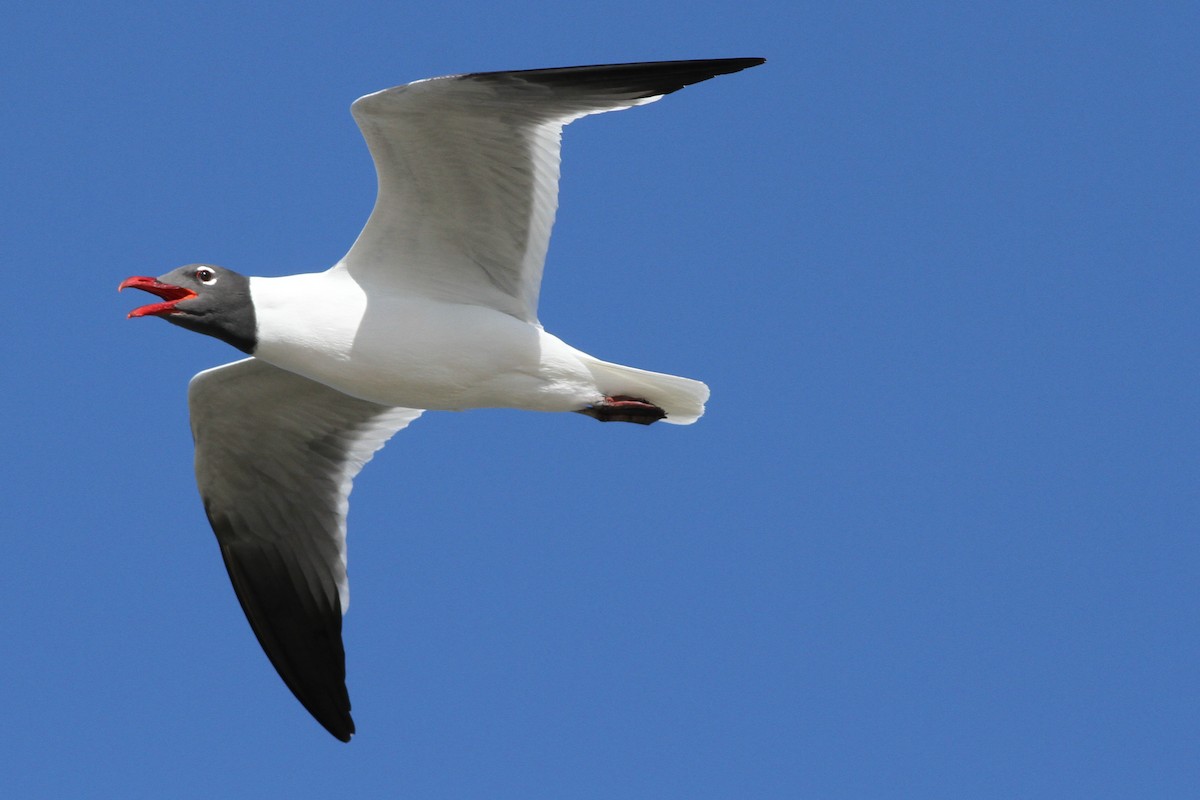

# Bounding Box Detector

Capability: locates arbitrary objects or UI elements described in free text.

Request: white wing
[189,357,422,741]
[336,58,765,323]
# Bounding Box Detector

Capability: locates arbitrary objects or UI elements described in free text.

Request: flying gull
[120,58,764,741]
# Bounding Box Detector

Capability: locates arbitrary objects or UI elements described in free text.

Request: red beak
[118,276,197,318]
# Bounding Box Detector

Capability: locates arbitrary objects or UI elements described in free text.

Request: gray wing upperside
[337,58,766,323]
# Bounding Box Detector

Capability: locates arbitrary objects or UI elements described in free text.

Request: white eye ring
[195,267,216,284]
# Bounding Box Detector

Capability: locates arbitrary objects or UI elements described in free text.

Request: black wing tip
[466,57,765,95]
[511,56,766,73]
[310,688,355,742]
[325,717,355,743]
[216,536,357,743]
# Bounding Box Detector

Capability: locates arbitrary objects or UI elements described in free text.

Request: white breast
[248,271,603,412]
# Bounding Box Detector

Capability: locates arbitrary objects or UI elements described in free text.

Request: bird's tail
[578,355,709,425]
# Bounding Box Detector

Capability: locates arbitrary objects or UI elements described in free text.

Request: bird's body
[250,269,703,417]
[120,57,763,741]
[252,270,556,413]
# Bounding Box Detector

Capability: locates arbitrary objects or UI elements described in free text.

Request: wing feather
[337,58,765,322]
[189,358,422,741]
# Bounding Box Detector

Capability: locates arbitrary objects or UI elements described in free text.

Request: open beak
[118,276,197,318]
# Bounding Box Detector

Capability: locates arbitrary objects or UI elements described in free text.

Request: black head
[119,263,257,354]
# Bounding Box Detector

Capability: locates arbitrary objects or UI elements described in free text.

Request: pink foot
[577,395,667,425]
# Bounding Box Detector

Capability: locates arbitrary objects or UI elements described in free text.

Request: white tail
[579,355,709,424]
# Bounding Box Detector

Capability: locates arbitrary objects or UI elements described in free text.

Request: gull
[120,57,764,741]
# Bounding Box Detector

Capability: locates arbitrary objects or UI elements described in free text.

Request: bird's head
[119,263,257,354]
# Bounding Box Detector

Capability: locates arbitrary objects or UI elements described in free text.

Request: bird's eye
[195,267,216,284]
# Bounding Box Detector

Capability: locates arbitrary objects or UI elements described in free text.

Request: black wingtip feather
[469,57,766,99]
[216,534,355,742]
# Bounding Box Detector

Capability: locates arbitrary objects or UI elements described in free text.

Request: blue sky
[4,1,1198,796]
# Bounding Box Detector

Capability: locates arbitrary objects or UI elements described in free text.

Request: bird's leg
[576,396,667,425]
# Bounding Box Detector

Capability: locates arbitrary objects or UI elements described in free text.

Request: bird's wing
[336,58,765,323]
[188,357,423,742]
